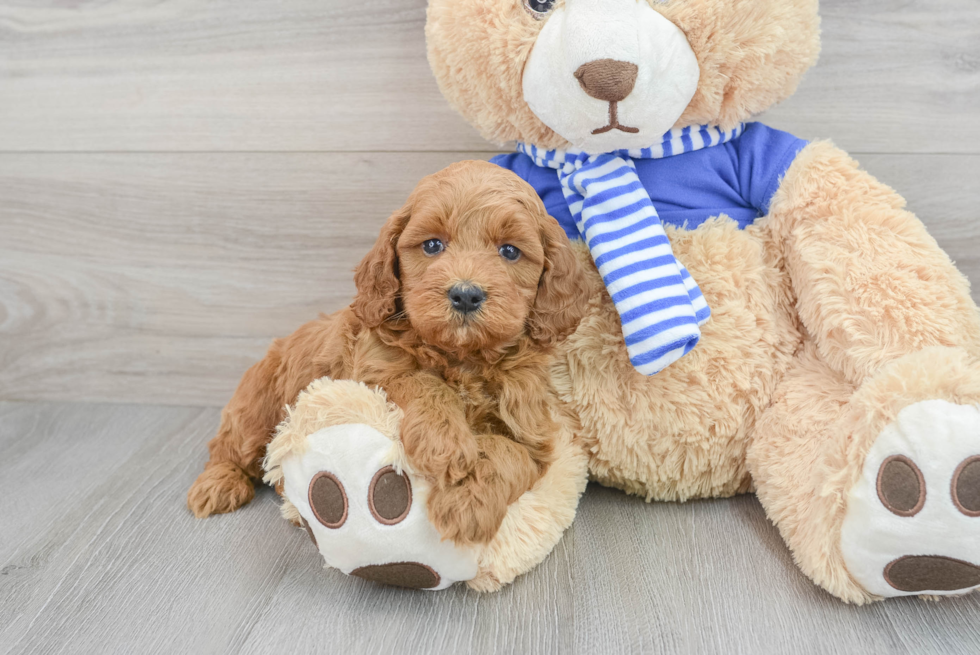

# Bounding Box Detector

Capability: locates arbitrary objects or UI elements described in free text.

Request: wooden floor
[4,400,980,655]
[1,0,979,653]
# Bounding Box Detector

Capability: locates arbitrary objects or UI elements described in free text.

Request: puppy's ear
[352,202,412,328]
[527,215,588,346]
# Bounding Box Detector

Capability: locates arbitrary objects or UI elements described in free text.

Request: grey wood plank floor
[4,400,980,655]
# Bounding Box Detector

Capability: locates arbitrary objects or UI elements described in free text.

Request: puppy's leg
[380,372,480,486]
[187,354,282,518]
[188,315,345,518]
[427,435,540,546]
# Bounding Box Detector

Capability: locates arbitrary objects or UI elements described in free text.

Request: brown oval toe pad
[309,472,348,528]
[351,562,441,589]
[877,455,925,517]
[952,456,980,517]
[884,555,980,592]
[368,466,412,525]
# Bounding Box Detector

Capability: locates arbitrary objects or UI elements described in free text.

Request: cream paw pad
[840,400,980,598]
[262,377,588,592]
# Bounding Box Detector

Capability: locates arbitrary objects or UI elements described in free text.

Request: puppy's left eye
[422,239,444,256]
[499,244,522,261]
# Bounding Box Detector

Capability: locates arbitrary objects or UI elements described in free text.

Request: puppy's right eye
[422,239,444,256]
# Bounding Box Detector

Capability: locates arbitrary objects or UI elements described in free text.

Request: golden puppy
[187,160,588,545]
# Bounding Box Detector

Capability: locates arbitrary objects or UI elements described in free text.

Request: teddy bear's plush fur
[426,0,980,602]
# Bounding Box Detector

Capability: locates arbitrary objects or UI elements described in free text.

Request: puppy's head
[353,160,586,353]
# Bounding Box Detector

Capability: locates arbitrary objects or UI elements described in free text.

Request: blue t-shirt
[491,122,808,239]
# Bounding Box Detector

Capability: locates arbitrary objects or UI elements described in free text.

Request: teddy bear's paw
[840,400,980,598]
[278,423,479,591]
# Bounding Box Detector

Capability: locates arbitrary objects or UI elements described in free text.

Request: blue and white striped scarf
[519,124,744,375]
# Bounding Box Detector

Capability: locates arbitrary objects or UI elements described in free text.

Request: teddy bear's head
[426,0,820,153]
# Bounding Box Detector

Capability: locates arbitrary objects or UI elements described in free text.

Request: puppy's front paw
[187,462,255,518]
[401,414,478,485]
[428,479,509,547]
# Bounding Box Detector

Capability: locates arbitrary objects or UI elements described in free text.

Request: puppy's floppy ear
[352,201,412,328]
[527,214,588,346]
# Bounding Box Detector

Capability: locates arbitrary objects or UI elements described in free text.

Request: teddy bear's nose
[574,59,639,103]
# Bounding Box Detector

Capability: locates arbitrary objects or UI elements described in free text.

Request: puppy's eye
[499,244,522,262]
[523,0,555,18]
[422,239,444,256]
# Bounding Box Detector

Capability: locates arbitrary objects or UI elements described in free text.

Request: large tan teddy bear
[425,0,980,602]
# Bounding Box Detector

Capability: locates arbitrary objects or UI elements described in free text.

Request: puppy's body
[188,161,587,545]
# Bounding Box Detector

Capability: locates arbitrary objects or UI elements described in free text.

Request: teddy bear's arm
[766,141,980,385]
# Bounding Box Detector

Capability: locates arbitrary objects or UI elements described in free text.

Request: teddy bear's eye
[422,239,444,256]
[523,0,556,18]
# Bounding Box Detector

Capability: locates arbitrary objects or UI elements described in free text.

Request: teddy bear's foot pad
[350,562,441,589]
[840,400,980,598]
[884,555,980,593]
[279,423,479,591]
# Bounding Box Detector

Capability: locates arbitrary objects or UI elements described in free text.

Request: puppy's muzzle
[448,282,486,315]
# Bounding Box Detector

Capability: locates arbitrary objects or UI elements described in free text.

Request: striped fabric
[518,124,745,375]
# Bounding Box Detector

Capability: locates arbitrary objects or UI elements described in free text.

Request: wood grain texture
[2,0,979,651]
[1,152,978,407]
[0,0,978,154]
[1,400,979,655]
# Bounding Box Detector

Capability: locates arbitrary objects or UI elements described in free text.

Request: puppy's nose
[574,59,639,103]
[448,283,486,315]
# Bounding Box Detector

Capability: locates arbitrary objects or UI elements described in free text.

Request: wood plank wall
[1,0,978,407]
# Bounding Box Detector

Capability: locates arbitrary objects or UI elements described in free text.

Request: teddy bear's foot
[275,422,479,590]
[840,400,980,598]
[263,377,588,592]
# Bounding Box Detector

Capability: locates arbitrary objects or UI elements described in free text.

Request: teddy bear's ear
[352,202,412,329]
[527,212,589,346]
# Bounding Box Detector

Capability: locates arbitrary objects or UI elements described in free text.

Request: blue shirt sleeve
[490,153,531,179]
[735,123,809,215]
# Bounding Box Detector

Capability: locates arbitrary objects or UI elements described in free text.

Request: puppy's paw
[401,415,478,486]
[428,479,509,547]
[187,462,255,518]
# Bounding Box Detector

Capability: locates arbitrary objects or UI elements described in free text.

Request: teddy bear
[424,0,980,603]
